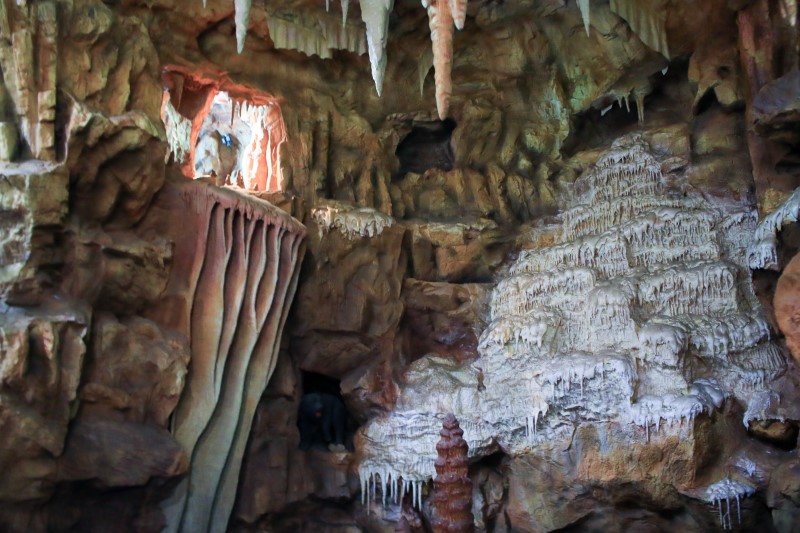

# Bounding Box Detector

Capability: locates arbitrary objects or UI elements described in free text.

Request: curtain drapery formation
[157,182,306,533]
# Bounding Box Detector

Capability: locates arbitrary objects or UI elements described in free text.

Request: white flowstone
[356,133,784,515]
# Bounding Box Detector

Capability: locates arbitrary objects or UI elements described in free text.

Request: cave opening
[395,118,457,176]
[160,67,287,192]
[298,371,356,452]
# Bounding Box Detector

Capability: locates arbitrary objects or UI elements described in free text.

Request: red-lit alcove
[161,65,286,192]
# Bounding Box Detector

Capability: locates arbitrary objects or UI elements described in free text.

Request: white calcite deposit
[356,133,786,513]
[702,477,756,530]
[748,186,800,270]
[311,201,395,240]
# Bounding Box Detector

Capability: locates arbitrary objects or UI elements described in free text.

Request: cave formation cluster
[2,0,800,532]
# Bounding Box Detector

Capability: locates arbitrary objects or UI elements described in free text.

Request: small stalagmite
[431,413,474,533]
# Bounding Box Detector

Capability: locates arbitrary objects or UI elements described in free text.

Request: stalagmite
[425,0,455,119]
[157,182,306,533]
[431,414,474,533]
[360,0,394,95]
[578,0,590,36]
[234,0,252,54]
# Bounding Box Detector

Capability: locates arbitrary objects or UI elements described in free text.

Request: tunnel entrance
[298,371,355,452]
[395,118,456,175]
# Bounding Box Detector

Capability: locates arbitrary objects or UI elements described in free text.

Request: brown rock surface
[0,161,67,306]
[775,252,800,362]
[292,221,405,378]
[768,457,800,533]
[401,279,489,362]
[0,305,88,502]
[57,418,187,487]
[80,312,190,427]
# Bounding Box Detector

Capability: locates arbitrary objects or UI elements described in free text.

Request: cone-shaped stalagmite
[432,414,474,533]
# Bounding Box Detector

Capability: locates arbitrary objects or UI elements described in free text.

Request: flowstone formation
[147,181,307,533]
[357,132,786,527]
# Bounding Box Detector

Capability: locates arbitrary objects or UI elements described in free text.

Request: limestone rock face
[753,70,800,145]
[80,313,190,427]
[0,161,67,306]
[768,458,800,533]
[401,279,489,362]
[0,305,88,502]
[293,211,405,379]
[57,418,188,487]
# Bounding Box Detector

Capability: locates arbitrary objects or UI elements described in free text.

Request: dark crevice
[395,119,457,176]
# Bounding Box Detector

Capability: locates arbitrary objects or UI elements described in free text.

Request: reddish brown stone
[432,414,474,533]
[775,252,800,363]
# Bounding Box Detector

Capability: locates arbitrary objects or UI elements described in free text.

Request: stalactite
[431,414,474,533]
[158,181,306,533]
[748,186,800,269]
[234,0,252,54]
[162,96,193,165]
[448,0,467,30]
[311,202,395,239]
[425,0,455,119]
[360,0,395,95]
[578,0,590,36]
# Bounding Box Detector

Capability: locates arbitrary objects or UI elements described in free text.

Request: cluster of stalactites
[629,379,726,441]
[218,1,675,120]
[359,467,427,510]
[578,0,670,59]
[213,0,467,119]
[702,478,756,530]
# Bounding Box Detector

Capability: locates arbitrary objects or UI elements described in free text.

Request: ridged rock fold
[151,179,306,533]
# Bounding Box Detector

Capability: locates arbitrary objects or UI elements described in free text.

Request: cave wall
[1,0,800,532]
